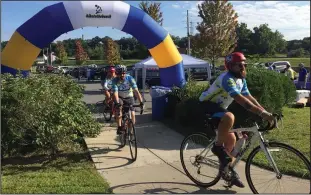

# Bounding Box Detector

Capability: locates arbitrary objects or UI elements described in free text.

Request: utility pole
[187,10,191,55]
[50,44,52,66]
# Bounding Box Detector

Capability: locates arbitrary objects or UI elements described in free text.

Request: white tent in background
[134,54,212,97]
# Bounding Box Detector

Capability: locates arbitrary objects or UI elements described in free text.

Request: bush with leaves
[165,77,209,127]
[166,67,297,130]
[1,73,101,157]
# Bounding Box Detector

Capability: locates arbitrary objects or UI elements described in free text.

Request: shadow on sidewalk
[109,181,237,194]
[93,155,134,170]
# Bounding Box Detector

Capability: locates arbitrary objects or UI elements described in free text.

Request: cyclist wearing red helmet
[103,66,116,104]
[199,52,274,188]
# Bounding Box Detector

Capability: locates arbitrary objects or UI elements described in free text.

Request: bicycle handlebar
[133,104,144,115]
[257,113,284,132]
[117,104,144,116]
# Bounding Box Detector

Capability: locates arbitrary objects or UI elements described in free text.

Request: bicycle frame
[198,123,281,176]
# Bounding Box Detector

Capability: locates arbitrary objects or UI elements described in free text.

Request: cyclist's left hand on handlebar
[261,111,275,127]
[140,102,145,109]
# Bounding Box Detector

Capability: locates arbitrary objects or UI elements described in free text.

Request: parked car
[188,68,209,81]
[134,68,161,89]
[265,61,290,73]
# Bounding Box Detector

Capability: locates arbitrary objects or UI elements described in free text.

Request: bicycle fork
[258,133,282,178]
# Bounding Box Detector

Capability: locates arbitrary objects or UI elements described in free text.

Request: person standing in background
[284,64,295,80]
[86,67,91,82]
[298,63,308,89]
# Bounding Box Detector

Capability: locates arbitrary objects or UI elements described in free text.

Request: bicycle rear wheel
[245,142,311,194]
[127,120,137,161]
[180,133,221,187]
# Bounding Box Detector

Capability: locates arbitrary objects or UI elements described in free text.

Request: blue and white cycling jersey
[111,75,138,98]
[199,71,250,109]
[103,77,114,91]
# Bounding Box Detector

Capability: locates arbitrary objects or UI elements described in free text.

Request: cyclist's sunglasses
[116,72,126,76]
[234,62,247,68]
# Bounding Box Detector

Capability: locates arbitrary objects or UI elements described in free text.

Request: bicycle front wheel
[127,120,137,161]
[180,133,221,187]
[245,142,310,194]
[102,103,112,122]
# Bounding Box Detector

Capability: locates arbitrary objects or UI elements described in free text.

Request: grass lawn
[246,106,310,178]
[1,151,112,194]
[49,57,309,68]
[211,57,310,67]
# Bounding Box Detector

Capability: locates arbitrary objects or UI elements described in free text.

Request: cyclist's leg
[116,98,124,134]
[123,97,135,124]
[202,101,244,187]
[129,97,136,124]
[201,101,234,165]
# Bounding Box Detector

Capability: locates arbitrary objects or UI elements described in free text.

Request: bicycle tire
[180,132,221,187]
[127,119,137,161]
[245,142,311,194]
[102,103,112,122]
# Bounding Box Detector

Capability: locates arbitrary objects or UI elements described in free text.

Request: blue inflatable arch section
[1,1,185,88]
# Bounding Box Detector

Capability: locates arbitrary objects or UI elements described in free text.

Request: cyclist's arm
[244,95,264,110]
[103,80,111,99]
[223,77,264,116]
[111,81,119,104]
[129,76,143,103]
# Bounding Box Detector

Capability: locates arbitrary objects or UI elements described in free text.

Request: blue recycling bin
[152,95,168,120]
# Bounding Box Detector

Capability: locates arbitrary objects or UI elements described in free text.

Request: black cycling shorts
[200,100,229,127]
[119,97,135,112]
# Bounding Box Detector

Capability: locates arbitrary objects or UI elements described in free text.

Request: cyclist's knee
[221,112,235,124]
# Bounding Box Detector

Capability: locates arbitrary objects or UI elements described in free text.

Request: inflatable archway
[1,1,185,88]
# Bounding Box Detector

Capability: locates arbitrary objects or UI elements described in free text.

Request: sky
[1,1,310,42]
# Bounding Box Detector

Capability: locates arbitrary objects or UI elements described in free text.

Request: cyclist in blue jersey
[112,65,144,135]
[199,52,274,188]
[102,66,116,103]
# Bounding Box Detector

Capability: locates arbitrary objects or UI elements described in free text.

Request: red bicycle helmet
[225,52,246,70]
[108,66,115,72]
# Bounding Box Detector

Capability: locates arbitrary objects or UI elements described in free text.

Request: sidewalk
[85,114,253,194]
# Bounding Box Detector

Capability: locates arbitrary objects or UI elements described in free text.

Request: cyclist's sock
[211,144,232,167]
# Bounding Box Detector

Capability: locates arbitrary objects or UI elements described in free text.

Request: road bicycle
[180,113,310,194]
[117,102,144,162]
[96,90,115,122]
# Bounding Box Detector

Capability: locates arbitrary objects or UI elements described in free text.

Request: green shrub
[165,78,209,127]
[1,73,101,157]
[166,67,297,129]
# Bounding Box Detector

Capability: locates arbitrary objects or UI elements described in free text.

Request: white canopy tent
[133,54,212,98]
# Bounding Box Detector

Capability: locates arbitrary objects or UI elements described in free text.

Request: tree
[1,41,8,50]
[139,1,163,26]
[250,24,287,55]
[273,30,287,54]
[235,23,253,53]
[56,41,68,65]
[192,0,238,69]
[75,39,89,65]
[105,38,121,65]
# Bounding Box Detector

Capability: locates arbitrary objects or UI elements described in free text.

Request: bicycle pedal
[224,181,233,188]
